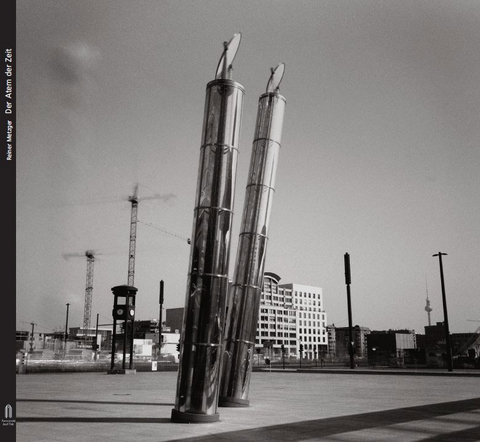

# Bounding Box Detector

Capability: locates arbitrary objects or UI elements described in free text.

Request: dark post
[344,253,355,369]
[122,316,128,370]
[129,317,134,370]
[94,313,99,360]
[433,252,453,372]
[64,303,70,356]
[29,322,35,352]
[159,280,164,359]
[281,344,285,369]
[110,316,117,371]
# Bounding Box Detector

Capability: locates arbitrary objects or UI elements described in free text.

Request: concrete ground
[16,370,480,441]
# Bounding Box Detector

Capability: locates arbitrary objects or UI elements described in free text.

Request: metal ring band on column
[224,338,256,346]
[200,143,239,153]
[207,78,246,93]
[189,272,229,279]
[184,342,223,347]
[194,206,234,214]
[239,231,269,239]
[230,283,262,291]
[259,91,287,103]
[252,138,281,147]
[245,183,276,192]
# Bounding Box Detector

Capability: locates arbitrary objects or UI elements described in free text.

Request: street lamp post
[344,253,355,369]
[64,303,70,357]
[159,280,164,359]
[433,252,453,372]
[94,313,99,360]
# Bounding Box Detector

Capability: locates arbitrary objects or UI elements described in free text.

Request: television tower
[425,277,432,326]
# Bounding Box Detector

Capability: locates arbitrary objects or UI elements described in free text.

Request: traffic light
[113,306,126,320]
[281,344,285,353]
[176,343,180,352]
[299,344,304,352]
[126,306,135,320]
[113,305,135,320]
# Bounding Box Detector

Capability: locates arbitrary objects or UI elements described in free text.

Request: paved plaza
[16,370,480,441]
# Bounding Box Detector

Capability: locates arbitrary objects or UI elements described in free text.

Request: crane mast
[83,251,95,331]
[127,185,139,286]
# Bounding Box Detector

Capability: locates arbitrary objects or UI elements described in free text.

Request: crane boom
[83,251,95,331]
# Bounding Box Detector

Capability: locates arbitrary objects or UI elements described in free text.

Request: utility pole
[433,252,453,372]
[64,303,70,356]
[159,280,164,359]
[344,253,355,369]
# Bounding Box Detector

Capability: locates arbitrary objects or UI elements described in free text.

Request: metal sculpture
[171,34,245,423]
[219,64,286,407]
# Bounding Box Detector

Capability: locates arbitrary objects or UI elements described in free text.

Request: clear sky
[17,0,480,335]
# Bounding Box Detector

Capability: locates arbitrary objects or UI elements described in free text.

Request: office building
[256,272,327,359]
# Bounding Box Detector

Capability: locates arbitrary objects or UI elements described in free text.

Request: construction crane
[125,183,178,286]
[63,250,95,331]
[127,185,139,286]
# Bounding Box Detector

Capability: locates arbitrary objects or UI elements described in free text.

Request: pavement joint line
[262,368,480,377]
[17,399,173,406]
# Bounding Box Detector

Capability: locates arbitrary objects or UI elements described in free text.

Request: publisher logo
[2,404,15,426]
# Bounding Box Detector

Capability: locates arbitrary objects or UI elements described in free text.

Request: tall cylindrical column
[219,80,285,407]
[171,76,244,423]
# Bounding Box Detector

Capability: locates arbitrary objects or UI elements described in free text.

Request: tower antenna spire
[425,275,432,326]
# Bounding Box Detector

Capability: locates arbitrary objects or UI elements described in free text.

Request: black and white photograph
[6,1,480,441]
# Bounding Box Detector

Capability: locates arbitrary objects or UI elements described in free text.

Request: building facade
[366,329,416,366]
[165,307,184,333]
[330,325,371,359]
[255,272,327,359]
